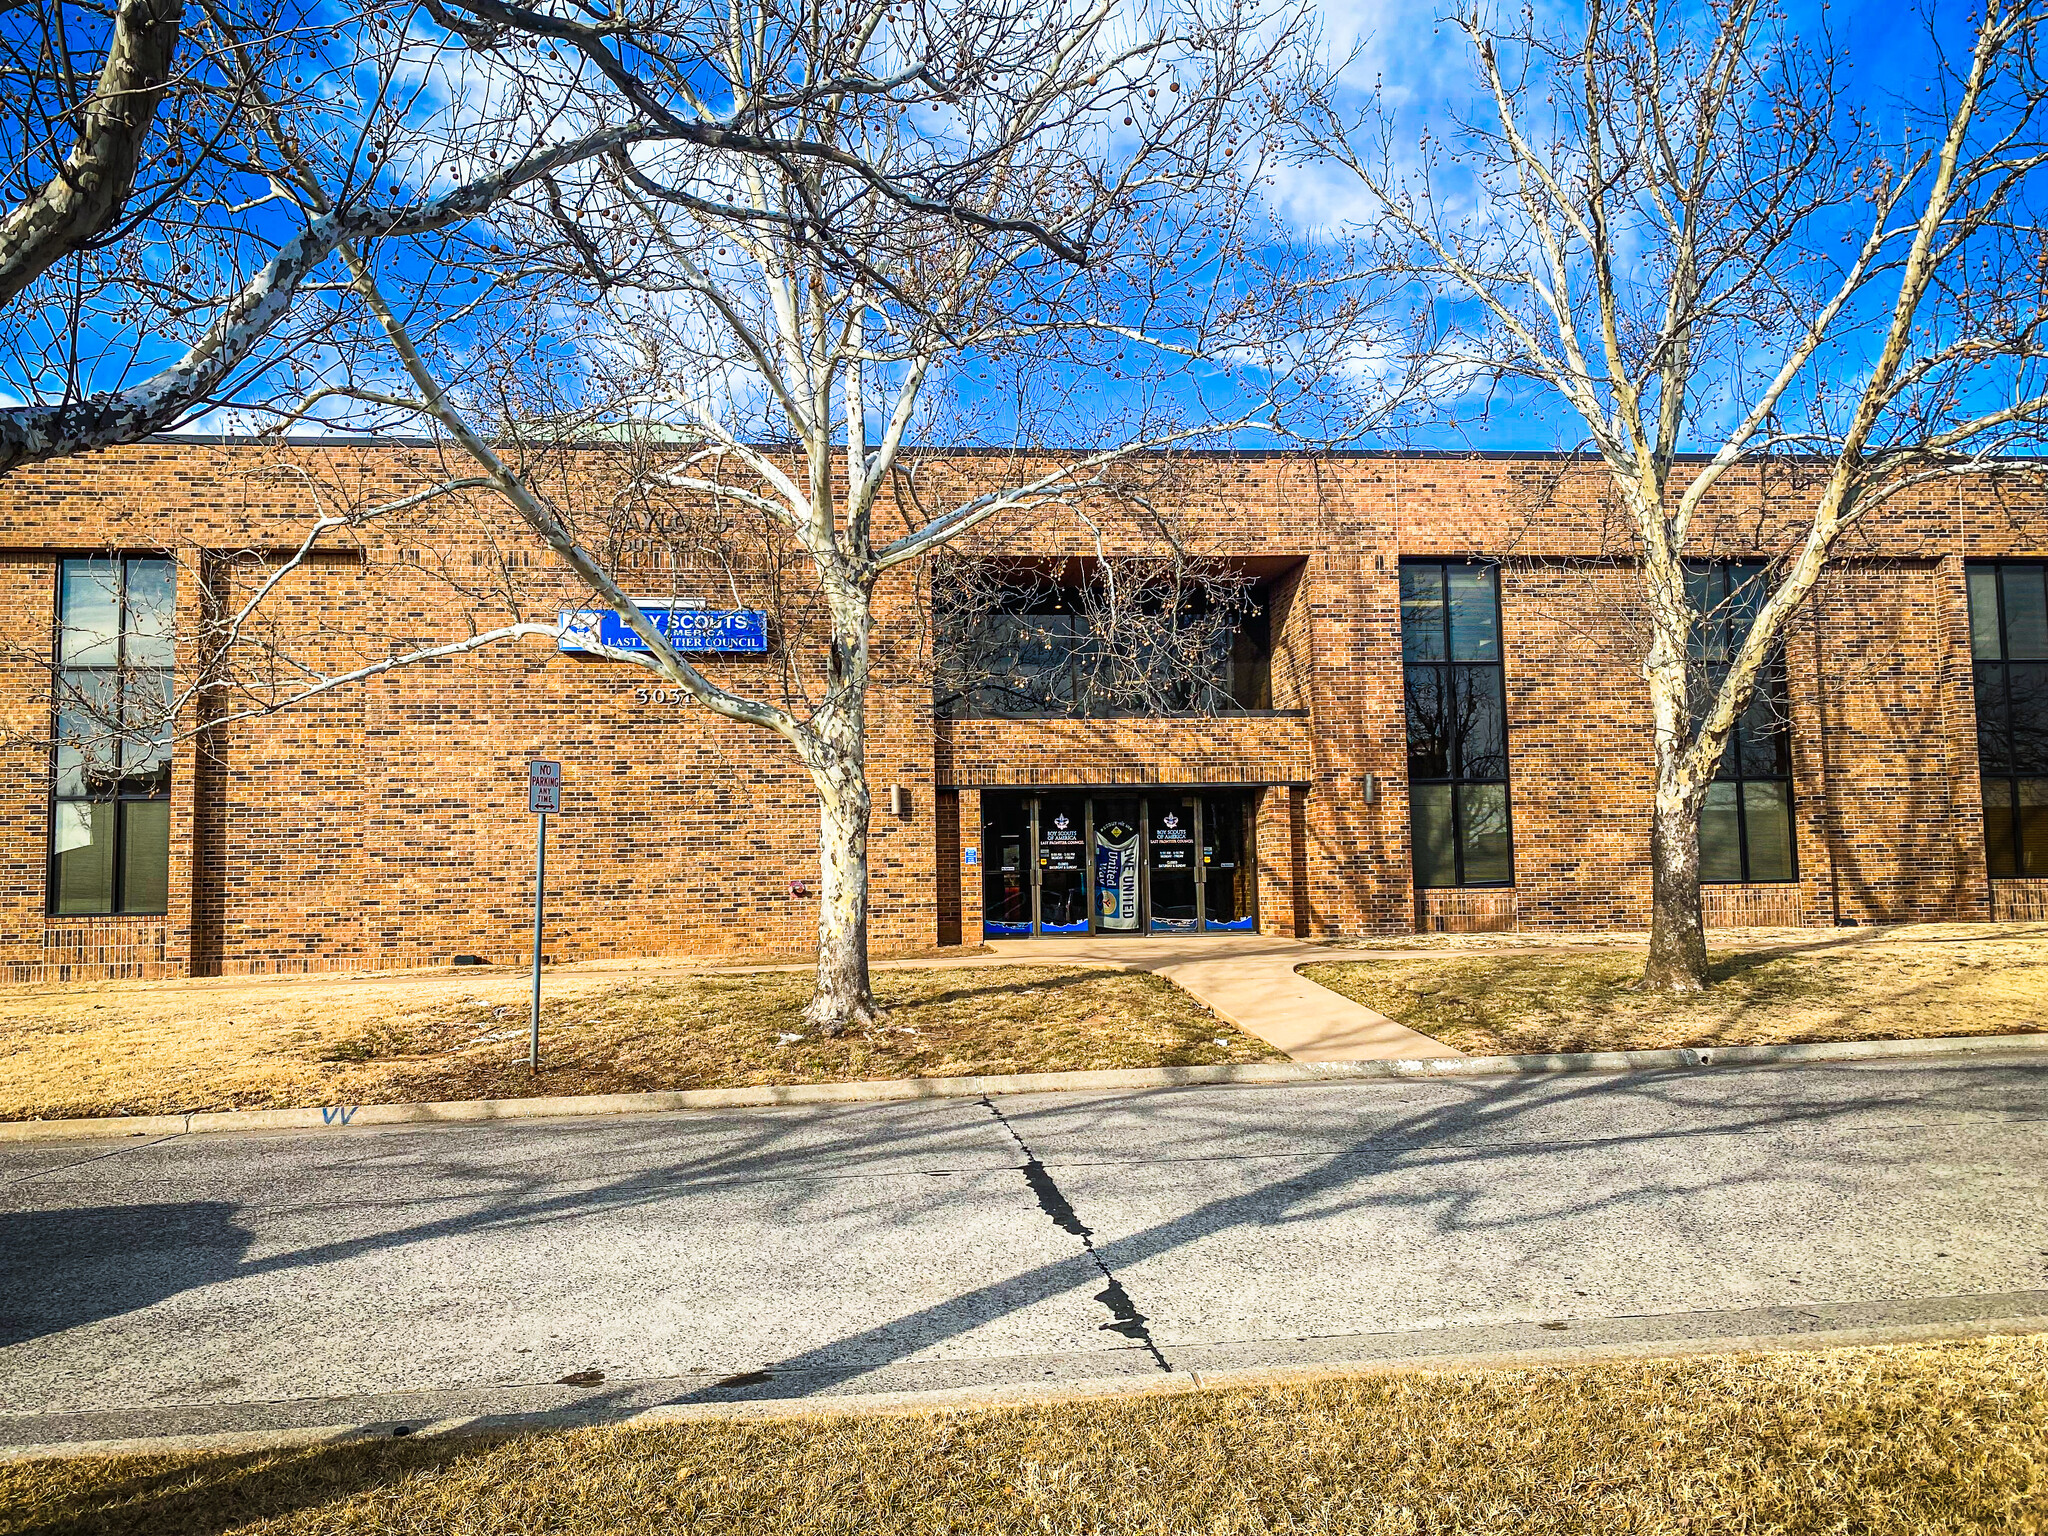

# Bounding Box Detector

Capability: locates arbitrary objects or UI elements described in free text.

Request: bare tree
[153,0,1333,1032]
[0,0,183,306]
[0,0,1103,473]
[1310,0,2048,988]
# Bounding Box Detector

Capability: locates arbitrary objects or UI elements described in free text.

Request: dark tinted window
[51,557,175,914]
[1968,562,2048,875]
[1690,561,1797,883]
[935,568,1271,717]
[1401,561,1512,888]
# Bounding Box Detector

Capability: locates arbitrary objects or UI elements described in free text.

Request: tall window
[1401,560,1512,887]
[50,557,175,914]
[1968,561,2048,877]
[1690,562,1796,883]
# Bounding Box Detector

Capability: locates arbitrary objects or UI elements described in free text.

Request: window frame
[1689,561,1799,885]
[1968,559,2048,878]
[47,555,176,917]
[1400,558,1515,889]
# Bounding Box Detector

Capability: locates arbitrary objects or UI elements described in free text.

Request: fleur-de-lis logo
[1053,814,1070,829]
[1161,813,1179,829]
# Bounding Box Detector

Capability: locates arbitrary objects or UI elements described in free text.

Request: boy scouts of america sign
[557,604,769,656]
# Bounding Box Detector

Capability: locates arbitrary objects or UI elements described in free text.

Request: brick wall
[0,441,2042,976]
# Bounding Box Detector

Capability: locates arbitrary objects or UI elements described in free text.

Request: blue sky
[0,0,2016,461]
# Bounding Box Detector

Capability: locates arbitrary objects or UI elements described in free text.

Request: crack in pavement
[980,1096,1170,1371]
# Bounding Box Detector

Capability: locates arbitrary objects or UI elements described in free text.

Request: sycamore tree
[186,0,1345,1033]
[0,0,1050,471]
[1309,0,2048,989]
[0,0,1358,1031]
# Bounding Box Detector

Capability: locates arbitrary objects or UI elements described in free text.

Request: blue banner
[558,605,769,656]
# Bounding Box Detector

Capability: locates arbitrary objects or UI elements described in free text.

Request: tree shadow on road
[1,1204,251,1349]
[3,1058,2040,1425]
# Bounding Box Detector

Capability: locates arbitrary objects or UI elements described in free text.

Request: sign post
[526,760,563,1075]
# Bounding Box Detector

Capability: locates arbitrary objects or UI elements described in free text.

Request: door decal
[1095,819,1140,930]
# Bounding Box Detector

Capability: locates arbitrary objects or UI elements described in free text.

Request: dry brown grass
[1303,930,2048,1054]
[0,964,1278,1121]
[6,1336,2045,1534]
[1328,920,2048,953]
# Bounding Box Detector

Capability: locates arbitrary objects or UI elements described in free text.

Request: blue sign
[558,605,768,656]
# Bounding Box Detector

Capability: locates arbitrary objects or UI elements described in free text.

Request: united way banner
[558,605,769,656]
[1095,819,1140,931]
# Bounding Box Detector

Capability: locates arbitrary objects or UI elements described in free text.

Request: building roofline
[132,433,2048,465]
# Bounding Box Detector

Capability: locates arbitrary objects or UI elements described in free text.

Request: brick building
[1,439,2043,981]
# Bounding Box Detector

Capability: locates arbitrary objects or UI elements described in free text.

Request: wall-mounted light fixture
[889,785,912,817]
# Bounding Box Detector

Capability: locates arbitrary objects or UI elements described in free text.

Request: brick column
[1256,785,1300,937]
[957,786,984,942]
[1936,552,1994,920]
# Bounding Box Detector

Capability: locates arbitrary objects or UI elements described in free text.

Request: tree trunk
[800,573,879,1036]
[803,756,877,1035]
[1643,784,1709,992]
[1641,623,1710,993]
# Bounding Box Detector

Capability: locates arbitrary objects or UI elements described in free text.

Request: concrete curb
[6,1313,2045,1462]
[5,1029,2046,1144]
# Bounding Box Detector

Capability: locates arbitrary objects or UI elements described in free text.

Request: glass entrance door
[1092,796,1142,932]
[984,795,1032,936]
[982,790,1256,937]
[1036,793,1089,933]
[1148,794,1199,932]
[1201,793,1256,931]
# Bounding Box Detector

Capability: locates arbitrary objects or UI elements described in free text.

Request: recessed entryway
[980,790,1256,939]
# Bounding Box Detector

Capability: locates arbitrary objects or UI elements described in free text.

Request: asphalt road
[4,1053,2047,1449]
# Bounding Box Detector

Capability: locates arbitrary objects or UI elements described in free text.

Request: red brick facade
[0,441,2040,979]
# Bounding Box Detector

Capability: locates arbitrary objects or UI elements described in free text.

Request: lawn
[0,963,1280,1122]
[1304,929,2048,1055]
[5,1336,2044,1534]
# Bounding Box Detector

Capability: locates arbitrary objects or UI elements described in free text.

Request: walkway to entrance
[985,935,1462,1063]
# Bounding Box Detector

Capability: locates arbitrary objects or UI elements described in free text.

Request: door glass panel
[981,793,1032,936]
[1037,794,1089,932]
[1093,797,1141,932]
[1148,796,1198,932]
[1201,793,1256,930]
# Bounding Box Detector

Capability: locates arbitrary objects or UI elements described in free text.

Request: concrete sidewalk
[987,936,1460,1062]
